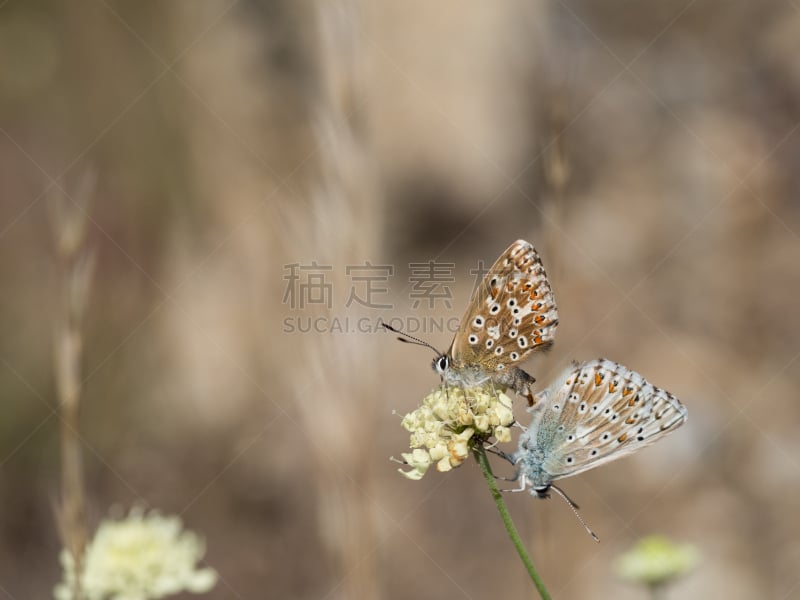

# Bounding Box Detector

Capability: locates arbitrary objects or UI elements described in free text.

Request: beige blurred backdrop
[1,1,800,598]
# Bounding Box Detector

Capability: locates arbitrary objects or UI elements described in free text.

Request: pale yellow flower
[398,449,432,480]
[397,384,515,479]
[616,535,700,588]
[54,507,217,600]
[494,426,512,444]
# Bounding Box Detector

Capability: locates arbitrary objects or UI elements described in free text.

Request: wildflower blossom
[398,448,432,480]
[616,535,700,588]
[54,507,217,600]
[397,384,515,479]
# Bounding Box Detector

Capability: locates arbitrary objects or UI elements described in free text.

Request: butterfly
[384,239,558,404]
[507,358,687,537]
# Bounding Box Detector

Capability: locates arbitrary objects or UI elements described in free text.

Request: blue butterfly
[506,358,687,539]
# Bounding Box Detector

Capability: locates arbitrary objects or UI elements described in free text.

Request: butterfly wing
[519,359,687,486]
[450,240,558,373]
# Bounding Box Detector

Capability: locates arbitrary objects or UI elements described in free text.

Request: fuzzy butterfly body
[513,359,688,495]
[434,240,558,402]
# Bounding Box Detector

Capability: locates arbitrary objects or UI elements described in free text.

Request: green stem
[474,445,551,600]
[649,583,668,600]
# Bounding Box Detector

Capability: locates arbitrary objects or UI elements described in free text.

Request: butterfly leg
[485,446,516,464]
[441,379,452,406]
[501,473,528,493]
[487,379,500,405]
[460,382,475,411]
[492,467,521,483]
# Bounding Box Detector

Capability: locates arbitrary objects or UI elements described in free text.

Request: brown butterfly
[385,240,558,403]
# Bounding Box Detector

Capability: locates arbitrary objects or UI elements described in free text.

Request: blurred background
[1,0,799,598]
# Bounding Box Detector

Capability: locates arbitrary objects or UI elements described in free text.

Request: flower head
[396,384,515,479]
[616,535,700,588]
[54,507,217,600]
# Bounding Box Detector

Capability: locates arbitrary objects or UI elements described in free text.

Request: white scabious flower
[396,384,515,479]
[54,507,217,600]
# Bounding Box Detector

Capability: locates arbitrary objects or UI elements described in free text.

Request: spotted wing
[520,359,687,484]
[450,240,558,373]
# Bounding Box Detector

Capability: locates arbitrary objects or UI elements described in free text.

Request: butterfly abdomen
[514,435,553,489]
[492,366,537,399]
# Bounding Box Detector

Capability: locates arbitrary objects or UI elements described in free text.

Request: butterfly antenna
[550,484,600,542]
[380,322,440,355]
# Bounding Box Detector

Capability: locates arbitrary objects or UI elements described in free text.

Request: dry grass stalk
[49,171,97,600]
[279,1,382,597]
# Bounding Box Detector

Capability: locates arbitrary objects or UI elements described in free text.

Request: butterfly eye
[437,356,449,371]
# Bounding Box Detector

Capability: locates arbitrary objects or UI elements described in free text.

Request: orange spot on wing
[628,397,636,406]
[617,433,628,443]
[534,315,546,324]
[534,334,543,344]
[625,417,636,424]
[608,382,616,393]
[594,373,602,386]
[622,387,631,396]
